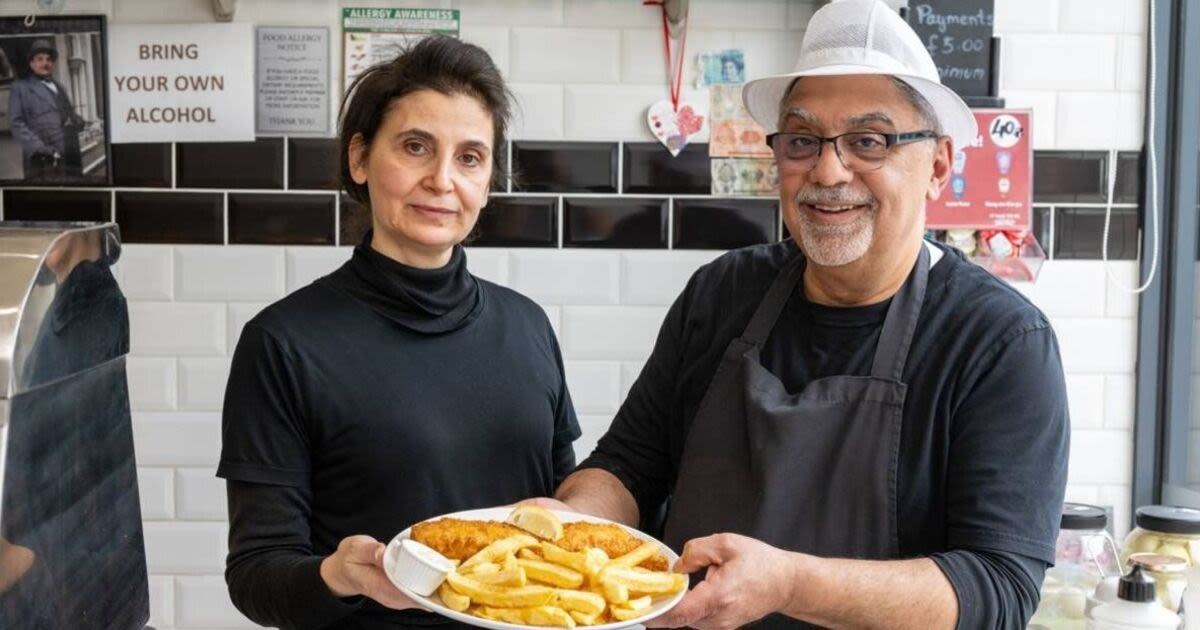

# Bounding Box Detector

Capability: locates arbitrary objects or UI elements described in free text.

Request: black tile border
[228,192,336,245]
[1054,206,1140,260]
[112,143,172,188]
[116,191,224,244]
[1,139,1143,259]
[177,138,285,189]
[512,141,618,193]
[2,189,113,223]
[472,196,558,247]
[562,197,668,249]
[673,198,778,249]
[622,142,711,195]
[1033,150,1109,204]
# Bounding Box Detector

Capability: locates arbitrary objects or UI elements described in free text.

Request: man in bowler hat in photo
[8,38,85,180]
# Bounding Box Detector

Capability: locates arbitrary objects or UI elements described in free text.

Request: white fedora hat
[742,0,978,149]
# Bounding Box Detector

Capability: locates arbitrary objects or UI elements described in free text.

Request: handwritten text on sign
[906,1,995,98]
[109,23,254,143]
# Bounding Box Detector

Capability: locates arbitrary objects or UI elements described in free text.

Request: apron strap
[870,243,931,381]
[741,251,806,346]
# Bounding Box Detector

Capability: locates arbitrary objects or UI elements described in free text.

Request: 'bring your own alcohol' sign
[109,24,254,143]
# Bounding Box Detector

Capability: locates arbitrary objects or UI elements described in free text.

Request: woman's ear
[349,133,369,185]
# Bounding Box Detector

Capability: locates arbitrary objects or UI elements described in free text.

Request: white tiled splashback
[117,244,1142,629]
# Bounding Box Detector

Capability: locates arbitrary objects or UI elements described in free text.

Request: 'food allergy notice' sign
[257,26,330,135]
[108,23,254,143]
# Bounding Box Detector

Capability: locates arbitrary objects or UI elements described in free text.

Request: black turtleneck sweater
[217,237,580,630]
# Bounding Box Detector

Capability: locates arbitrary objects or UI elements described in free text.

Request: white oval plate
[384,507,686,630]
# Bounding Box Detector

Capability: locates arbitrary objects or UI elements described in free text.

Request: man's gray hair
[889,76,943,136]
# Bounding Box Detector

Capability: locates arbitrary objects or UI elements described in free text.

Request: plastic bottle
[1184,565,1200,630]
[1086,565,1182,629]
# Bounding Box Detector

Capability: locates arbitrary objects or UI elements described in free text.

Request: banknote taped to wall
[708,85,772,158]
[696,49,745,86]
[711,157,778,196]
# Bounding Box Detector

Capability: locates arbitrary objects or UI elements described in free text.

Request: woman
[217,36,580,629]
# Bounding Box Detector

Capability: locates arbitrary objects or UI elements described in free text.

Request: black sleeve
[930,549,1047,630]
[575,275,693,519]
[938,323,1069,627]
[550,327,581,486]
[217,322,310,486]
[225,480,362,630]
[220,323,353,628]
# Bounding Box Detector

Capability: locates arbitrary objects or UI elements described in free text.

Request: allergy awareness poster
[108,23,255,143]
[342,8,460,92]
[926,109,1033,230]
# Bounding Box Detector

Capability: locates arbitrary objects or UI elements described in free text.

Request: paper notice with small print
[708,85,773,158]
[711,158,779,196]
[257,27,330,135]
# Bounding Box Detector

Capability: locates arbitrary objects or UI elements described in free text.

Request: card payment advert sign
[926,109,1032,230]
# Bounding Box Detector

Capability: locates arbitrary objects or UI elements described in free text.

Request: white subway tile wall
[114,247,1144,629]
[0,0,1145,627]
[175,576,261,628]
[175,247,287,302]
[126,357,178,411]
[148,576,175,630]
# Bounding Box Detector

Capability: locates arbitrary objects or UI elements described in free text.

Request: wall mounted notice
[342,8,459,92]
[257,26,330,135]
[109,23,254,143]
[926,109,1032,230]
[905,0,995,98]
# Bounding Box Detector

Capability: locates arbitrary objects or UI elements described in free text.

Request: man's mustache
[794,187,876,208]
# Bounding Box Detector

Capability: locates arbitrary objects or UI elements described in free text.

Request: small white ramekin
[391,539,454,597]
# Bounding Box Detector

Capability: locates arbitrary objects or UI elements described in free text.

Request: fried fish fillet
[411,518,526,560]
[410,518,668,571]
[560,522,668,571]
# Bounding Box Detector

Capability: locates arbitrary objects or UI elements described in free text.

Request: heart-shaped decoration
[647,99,706,157]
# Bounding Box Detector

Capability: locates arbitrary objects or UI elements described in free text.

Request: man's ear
[349,133,369,185]
[927,136,953,201]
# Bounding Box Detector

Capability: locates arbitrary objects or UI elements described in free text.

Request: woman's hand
[319,535,428,610]
[0,537,35,594]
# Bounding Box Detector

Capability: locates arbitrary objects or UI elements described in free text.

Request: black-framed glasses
[766,130,939,173]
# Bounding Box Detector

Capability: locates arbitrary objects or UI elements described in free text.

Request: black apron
[662,244,930,629]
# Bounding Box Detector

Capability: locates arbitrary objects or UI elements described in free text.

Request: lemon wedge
[507,505,564,541]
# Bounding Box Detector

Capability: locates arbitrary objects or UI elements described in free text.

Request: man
[8,39,85,180]
[547,1,1069,628]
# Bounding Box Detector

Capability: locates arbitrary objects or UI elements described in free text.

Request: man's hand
[647,533,797,630]
[319,535,428,611]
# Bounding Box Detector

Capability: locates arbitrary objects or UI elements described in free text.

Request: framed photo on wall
[0,15,110,186]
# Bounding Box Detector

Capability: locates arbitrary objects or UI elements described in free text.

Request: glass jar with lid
[1126,552,1189,612]
[1120,505,1200,612]
[1029,503,1121,630]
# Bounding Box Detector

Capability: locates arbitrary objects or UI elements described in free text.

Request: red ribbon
[644,0,688,112]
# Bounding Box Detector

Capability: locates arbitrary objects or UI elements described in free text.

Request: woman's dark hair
[338,35,512,206]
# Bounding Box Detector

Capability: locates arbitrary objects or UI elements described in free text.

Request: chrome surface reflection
[0,222,149,629]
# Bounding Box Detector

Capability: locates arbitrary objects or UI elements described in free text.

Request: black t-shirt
[217,245,580,630]
[579,239,1069,629]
